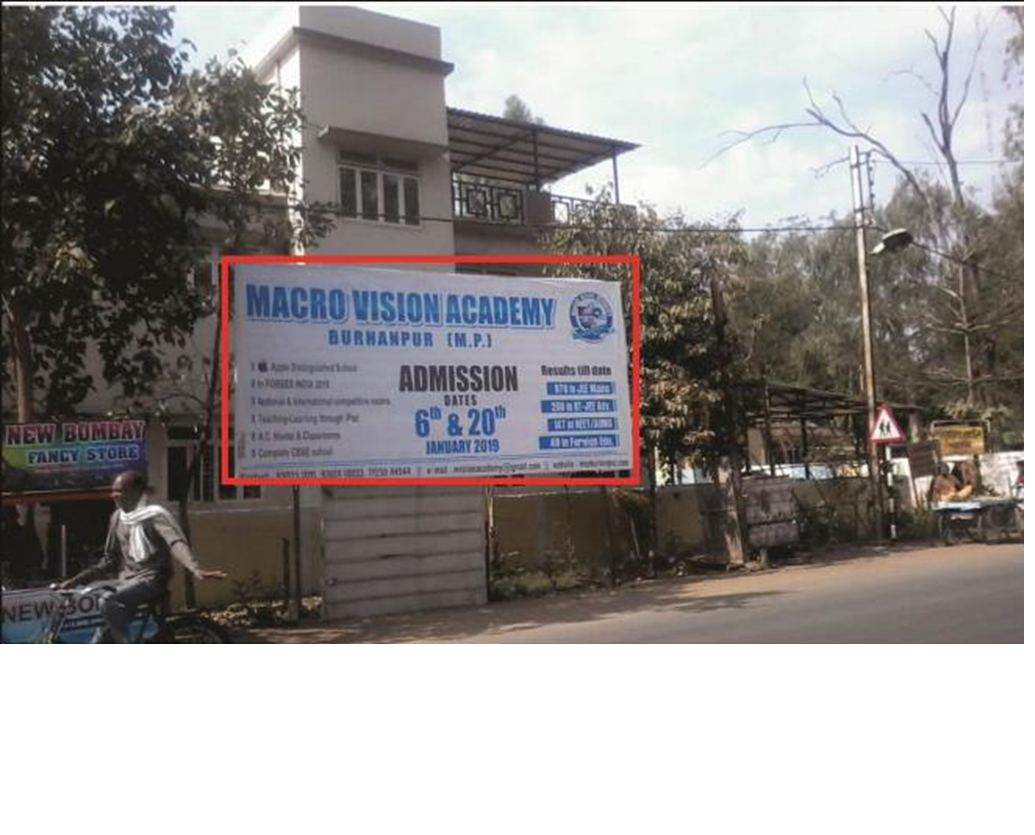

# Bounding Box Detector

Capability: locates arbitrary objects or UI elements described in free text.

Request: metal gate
[322,486,487,619]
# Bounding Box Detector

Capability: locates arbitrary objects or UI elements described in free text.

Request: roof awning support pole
[533,129,541,191]
[763,383,777,476]
[611,146,621,204]
[801,416,811,479]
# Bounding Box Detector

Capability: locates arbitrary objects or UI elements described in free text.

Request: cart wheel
[940,517,962,547]
[972,511,983,543]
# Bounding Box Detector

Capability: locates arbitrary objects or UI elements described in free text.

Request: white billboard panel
[232,265,632,479]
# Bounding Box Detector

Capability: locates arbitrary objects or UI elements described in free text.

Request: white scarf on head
[119,495,176,563]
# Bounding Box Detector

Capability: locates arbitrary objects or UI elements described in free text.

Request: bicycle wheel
[167,615,231,644]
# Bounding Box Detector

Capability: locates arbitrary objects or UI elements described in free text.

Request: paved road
[459,542,1023,643]
[248,542,1023,643]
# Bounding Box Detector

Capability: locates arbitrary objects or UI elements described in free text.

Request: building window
[338,153,421,226]
[166,426,260,503]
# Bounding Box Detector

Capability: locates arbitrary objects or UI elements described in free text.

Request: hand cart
[931,498,1022,545]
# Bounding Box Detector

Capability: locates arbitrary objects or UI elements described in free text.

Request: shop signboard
[930,422,986,457]
[1,419,147,497]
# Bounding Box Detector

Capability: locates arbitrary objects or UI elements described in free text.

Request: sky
[172,2,1022,230]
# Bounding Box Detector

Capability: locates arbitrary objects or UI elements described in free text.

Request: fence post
[281,537,291,613]
[600,487,618,586]
[293,486,302,622]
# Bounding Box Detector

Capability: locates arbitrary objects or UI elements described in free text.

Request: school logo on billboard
[569,291,614,342]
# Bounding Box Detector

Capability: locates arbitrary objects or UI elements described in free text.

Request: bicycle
[1,584,230,644]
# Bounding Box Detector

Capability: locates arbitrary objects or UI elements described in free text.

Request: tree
[1002,5,1023,160]
[541,189,750,563]
[731,222,861,394]
[115,53,337,608]
[730,169,1023,444]
[2,10,335,425]
[2,7,211,422]
[714,5,1023,437]
[540,188,747,470]
[145,53,335,571]
[503,94,545,126]
[2,8,336,586]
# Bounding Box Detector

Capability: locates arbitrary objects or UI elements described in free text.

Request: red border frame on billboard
[220,253,641,487]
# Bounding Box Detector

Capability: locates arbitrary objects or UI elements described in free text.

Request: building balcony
[451,177,628,227]
[446,107,637,232]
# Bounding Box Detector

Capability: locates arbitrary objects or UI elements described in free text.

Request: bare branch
[970,304,1024,330]
[795,81,934,207]
[950,15,992,131]
[920,111,945,152]
[811,156,850,178]
[886,66,940,98]
[921,323,968,336]
[831,93,863,134]
[702,121,822,167]
[931,283,962,304]
[924,27,942,60]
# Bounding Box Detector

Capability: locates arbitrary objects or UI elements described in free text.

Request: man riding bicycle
[61,470,225,643]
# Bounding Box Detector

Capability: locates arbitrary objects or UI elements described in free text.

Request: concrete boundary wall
[493,478,880,571]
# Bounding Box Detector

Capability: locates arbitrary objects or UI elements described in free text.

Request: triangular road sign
[870,403,906,444]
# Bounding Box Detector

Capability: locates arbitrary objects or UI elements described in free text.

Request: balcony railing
[451,177,630,227]
[452,178,526,224]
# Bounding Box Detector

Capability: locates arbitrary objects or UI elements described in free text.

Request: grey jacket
[72,507,202,585]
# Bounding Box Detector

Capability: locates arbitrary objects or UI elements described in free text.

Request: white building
[15,5,638,618]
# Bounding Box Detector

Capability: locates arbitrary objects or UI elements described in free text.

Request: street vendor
[952,459,980,495]
[930,463,973,504]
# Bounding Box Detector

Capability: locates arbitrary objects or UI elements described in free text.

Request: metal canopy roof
[742,382,923,423]
[447,107,639,187]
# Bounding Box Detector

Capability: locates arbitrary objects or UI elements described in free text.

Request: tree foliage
[503,94,545,125]
[1,7,335,423]
[180,53,335,255]
[541,189,747,468]
[2,6,210,420]
[717,5,1023,445]
[1002,5,1023,160]
[730,168,1023,445]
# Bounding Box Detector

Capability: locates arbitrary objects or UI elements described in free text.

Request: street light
[868,226,914,544]
[850,151,917,541]
[870,228,914,257]
[850,145,916,542]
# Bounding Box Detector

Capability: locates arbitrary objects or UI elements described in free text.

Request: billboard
[229,261,635,484]
[930,422,986,457]
[2,419,147,497]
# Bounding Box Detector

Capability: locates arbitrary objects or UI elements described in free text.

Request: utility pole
[850,146,884,541]
[709,269,748,566]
